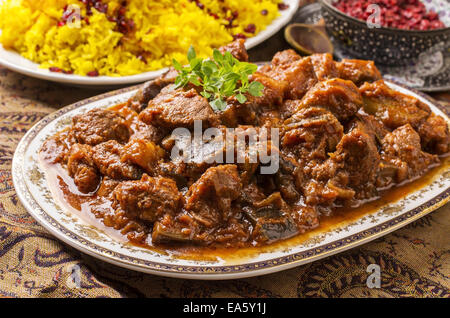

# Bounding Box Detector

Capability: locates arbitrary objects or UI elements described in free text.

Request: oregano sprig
[172,46,264,111]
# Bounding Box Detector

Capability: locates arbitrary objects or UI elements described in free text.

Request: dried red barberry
[233,33,247,40]
[244,23,256,33]
[333,0,446,30]
[94,2,108,14]
[87,70,99,77]
[278,3,289,10]
[49,67,62,73]
[209,12,219,19]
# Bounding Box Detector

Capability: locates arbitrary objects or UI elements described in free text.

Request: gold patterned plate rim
[11,80,450,280]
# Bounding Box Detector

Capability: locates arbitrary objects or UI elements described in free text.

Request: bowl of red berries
[320,0,450,65]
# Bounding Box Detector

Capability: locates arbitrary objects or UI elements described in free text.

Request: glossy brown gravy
[40,153,449,263]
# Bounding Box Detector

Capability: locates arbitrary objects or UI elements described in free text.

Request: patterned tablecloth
[0,65,449,298]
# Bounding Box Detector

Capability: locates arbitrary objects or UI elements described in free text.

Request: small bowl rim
[320,0,450,34]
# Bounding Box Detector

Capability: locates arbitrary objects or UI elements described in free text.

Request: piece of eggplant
[243,205,299,243]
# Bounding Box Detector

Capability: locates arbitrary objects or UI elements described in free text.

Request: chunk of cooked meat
[249,72,284,108]
[297,78,363,122]
[91,201,149,244]
[336,59,382,86]
[158,128,232,183]
[219,38,248,62]
[281,107,344,205]
[283,110,382,205]
[278,56,318,100]
[121,138,166,175]
[92,140,142,180]
[114,174,183,223]
[127,78,174,113]
[185,165,242,227]
[292,205,320,234]
[271,49,302,66]
[328,127,380,191]
[96,177,120,198]
[130,120,166,144]
[111,103,167,144]
[219,98,259,127]
[41,128,76,164]
[235,128,281,183]
[259,51,318,100]
[258,109,283,128]
[139,86,219,129]
[218,72,285,127]
[152,165,248,246]
[417,112,450,154]
[279,99,301,120]
[300,126,380,205]
[361,80,449,154]
[310,53,338,81]
[67,144,100,193]
[360,80,430,129]
[72,108,130,146]
[381,124,439,183]
[349,112,389,144]
[159,66,179,83]
[282,107,344,161]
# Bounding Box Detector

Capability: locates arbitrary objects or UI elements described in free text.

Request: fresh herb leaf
[200,91,211,99]
[236,93,247,104]
[210,98,227,111]
[212,49,224,64]
[249,81,264,97]
[172,59,182,71]
[188,74,201,86]
[172,47,264,111]
[187,45,196,62]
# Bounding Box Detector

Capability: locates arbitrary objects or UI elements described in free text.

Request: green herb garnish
[172,46,264,111]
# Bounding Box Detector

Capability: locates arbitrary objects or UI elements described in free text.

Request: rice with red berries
[0,0,284,76]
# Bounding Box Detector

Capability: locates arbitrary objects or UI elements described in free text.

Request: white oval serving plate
[12,81,450,280]
[0,0,299,88]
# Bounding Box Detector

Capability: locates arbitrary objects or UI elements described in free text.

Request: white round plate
[0,0,300,87]
[12,81,450,280]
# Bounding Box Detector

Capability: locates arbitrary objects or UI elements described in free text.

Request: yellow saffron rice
[0,0,282,76]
